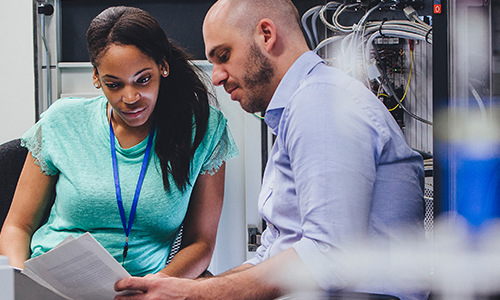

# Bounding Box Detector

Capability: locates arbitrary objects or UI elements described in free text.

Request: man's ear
[256,18,277,53]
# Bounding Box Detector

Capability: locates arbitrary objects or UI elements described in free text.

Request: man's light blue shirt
[245,51,426,299]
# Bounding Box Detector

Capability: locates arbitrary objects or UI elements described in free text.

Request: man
[115,0,426,299]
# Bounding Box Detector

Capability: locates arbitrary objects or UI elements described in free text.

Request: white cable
[314,36,344,53]
[363,20,431,35]
[332,4,357,33]
[469,83,488,119]
[357,2,383,28]
[311,10,320,46]
[301,6,322,48]
[318,2,342,32]
[309,2,434,126]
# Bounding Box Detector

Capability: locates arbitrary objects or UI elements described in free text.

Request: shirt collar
[264,51,325,134]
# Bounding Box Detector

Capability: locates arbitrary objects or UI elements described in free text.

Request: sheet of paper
[14,268,69,300]
[53,235,76,248]
[20,267,71,299]
[19,236,78,298]
[23,233,130,300]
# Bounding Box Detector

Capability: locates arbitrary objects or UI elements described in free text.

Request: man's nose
[211,64,228,87]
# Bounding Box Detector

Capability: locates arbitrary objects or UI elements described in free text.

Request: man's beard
[240,42,275,113]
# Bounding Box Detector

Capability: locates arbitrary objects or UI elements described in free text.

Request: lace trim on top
[200,124,239,176]
[20,121,58,176]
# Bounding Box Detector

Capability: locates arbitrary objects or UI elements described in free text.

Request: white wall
[0,1,36,144]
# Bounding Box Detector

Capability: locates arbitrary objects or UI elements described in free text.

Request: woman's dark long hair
[87,6,211,192]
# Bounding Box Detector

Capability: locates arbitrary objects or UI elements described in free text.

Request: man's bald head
[202,0,310,111]
[204,0,304,40]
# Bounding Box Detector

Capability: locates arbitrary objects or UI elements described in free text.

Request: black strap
[379,18,388,37]
[425,28,433,44]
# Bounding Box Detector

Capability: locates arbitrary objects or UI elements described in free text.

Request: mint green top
[21,96,238,276]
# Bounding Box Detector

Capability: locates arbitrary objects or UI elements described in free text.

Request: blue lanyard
[109,108,155,264]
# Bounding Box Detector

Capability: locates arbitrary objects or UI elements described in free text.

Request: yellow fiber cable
[253,113,265,120]
[389,49,413,112]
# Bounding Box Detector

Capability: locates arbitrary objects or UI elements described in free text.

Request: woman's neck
[108,104,153,149]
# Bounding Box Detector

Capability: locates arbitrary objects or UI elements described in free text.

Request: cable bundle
[301,1,433,125]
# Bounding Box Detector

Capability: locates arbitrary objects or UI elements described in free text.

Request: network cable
[303,1,433,126]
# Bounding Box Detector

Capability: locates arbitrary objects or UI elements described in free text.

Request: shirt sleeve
[197,106,239,175]
[284,81,385,290]
[21,116,59,176]
[200,122,239,175]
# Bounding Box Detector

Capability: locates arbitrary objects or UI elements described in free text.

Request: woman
[0,6,238,278]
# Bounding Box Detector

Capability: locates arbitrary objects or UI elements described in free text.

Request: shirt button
[270,183,274,189]
[268,223,274,230]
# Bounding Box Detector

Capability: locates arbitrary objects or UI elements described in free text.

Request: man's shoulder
[291,65,367,106]
[302,63,358,89]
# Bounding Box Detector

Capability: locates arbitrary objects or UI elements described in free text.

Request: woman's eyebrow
[102,68,153,79]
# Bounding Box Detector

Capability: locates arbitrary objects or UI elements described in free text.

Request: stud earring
[163,70,168,76]
[94,83,99,88]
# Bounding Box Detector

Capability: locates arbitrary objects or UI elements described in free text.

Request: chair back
[0,139,28,228]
